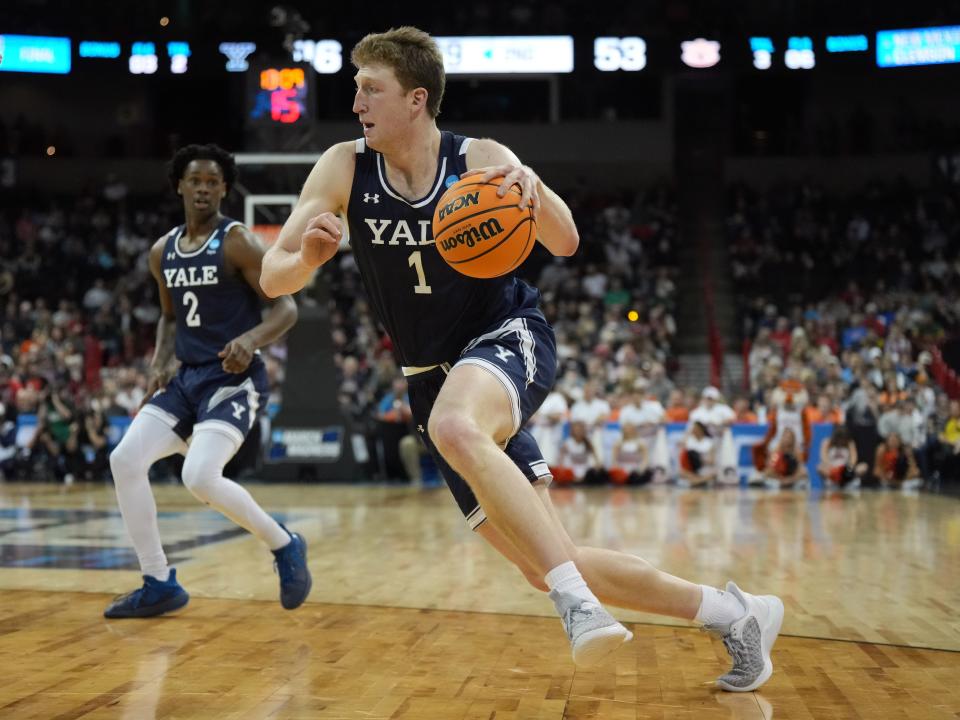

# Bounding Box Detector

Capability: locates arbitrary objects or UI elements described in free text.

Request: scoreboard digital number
[249,67,310,125]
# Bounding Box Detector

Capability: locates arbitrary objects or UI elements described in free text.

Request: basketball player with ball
[261,26,783,688]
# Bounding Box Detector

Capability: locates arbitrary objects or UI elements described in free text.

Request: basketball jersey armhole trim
[355,138,366,154]
[459,137,473,156]
[376,153,448,209]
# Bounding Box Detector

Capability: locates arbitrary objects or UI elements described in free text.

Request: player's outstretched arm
[464,138,579,257]
[218,225,299,373]
[140,237,179,407]
[260,142,355,298]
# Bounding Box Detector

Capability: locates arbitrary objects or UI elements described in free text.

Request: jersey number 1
[183,291,202,327]
[407,251,432,295]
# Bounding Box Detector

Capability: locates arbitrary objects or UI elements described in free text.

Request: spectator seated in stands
[26,384,74,482]
[874,432,922,490]
[732,397,758,424]
[677,421,716,488]
[570,380,611,453]
[63,395,110,483]
[375,376,422,485]
[664,388,690,423]
[817,425,867,489]
[551,420,607,486]
[529,388,569,468]
[608,421,651,486]
[763,427,809,490]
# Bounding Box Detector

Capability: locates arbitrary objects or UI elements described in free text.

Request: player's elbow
[259,273,281,299]
[551,229,579,257]
[259,259,284,299]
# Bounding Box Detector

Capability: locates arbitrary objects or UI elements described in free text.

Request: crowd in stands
[727,178,960,489]
[5,171,960,493]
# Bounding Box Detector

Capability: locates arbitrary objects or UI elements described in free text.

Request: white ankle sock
[147,567,171,583]
[695,585,745,626]
[544,561,600,604]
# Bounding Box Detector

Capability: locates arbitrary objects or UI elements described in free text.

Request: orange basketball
[432,176,537,278]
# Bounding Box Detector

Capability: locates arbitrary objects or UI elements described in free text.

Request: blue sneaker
[103,569,190,619]
[273,525,312,610]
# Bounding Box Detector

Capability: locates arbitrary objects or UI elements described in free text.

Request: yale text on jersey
[163,265,219,288]
[364,218,434,246]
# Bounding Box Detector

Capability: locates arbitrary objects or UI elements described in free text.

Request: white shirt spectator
[582,270,608,300]
[620,399,665,434]
[689,402,735,438]
[530,391,568,465]
[114,387,145,416]
[571,397,611,427]
[83,281,112,311]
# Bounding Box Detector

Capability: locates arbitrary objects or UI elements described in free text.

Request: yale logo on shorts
[437,191,480,222]
[163,266,219,288]
[438,218,503,252]
[364,218,434,246]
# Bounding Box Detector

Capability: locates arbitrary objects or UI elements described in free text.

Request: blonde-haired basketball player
[261,26,783,688]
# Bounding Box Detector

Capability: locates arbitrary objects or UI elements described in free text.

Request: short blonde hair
[351,26,445,118]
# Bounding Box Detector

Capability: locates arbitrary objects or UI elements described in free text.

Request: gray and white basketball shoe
[549,589,633,667]
[703,581,784,692]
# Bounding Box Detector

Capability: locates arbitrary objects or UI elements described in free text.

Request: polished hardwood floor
[1,481,958,719]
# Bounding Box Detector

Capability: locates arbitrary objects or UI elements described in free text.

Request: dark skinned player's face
[178,159,226,218]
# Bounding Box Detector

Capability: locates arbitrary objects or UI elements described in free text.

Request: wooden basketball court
[1,482,958,719]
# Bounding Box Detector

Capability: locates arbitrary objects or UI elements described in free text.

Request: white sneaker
[549,589,633,667]
[704,581,784,692]
[901,478,922,492]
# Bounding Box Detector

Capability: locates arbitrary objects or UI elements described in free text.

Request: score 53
[594,37,648,71]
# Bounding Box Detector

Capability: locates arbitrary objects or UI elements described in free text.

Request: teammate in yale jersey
[261,27,783,687]
[105,144,310,619]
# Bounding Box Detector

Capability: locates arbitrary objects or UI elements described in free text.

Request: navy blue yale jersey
[347,131,542,366]
[161,217,263,365]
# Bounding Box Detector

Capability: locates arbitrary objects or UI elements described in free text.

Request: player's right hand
[300,212,342,268]
[138,366,176,411]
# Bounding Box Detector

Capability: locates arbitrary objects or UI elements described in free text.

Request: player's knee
[428,410,482,463]
[109,441,143,483]
[181,456,216,500]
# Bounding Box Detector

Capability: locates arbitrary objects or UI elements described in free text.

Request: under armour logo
[417,424,425,433]
[364,193,380,204]
[231,401,246,420]
[166,252,176,260]
[495,346,515,363]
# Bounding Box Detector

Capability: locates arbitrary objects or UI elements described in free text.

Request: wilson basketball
[432,176,537,278]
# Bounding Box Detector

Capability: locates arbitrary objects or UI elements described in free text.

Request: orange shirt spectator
[732,397,758,424]
[664,389,690,423]
[804,396,843,425]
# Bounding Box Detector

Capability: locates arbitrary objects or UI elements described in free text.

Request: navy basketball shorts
[140,358,269,449]
[406,315,557,530]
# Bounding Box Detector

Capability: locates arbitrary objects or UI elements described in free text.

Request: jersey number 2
[183,291,202,327]
[407,251,432,295]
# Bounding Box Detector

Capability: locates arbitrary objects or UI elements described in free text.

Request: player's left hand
[461,164,541,216]
[219,335,256,373]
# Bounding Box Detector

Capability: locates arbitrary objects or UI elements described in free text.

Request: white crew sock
[544,561,600,605]
[695,585,746,626]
